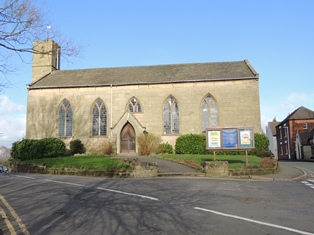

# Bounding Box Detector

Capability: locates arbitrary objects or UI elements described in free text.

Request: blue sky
[1,0,314,147]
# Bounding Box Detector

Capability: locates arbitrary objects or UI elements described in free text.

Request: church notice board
[206,127,254,150]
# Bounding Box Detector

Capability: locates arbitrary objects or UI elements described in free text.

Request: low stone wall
[10,162,158,178]
[202,160,279,178]
[229,166,278,177]
[131,162,158,178]
[202,161,229,177]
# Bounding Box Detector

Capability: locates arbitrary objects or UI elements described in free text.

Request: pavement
[122,155,309,181]
[250,164,308,181]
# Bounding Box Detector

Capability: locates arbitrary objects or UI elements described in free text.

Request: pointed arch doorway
[120,122,136,153]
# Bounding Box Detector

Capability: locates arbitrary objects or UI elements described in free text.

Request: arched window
[202,95,218,132]
[58,99,72,137]
[92,98,107,136]
[163,96,179,134]
[127,97,141,113]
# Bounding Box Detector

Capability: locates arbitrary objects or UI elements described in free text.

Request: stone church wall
[26,79,261,153]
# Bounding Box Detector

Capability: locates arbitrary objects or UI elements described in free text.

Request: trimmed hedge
[174,132,269,156]
[175,134,206,154]
[11,138,66,161]
[248,133,269,156]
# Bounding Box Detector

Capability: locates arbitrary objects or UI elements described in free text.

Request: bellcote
[32,40,60,83]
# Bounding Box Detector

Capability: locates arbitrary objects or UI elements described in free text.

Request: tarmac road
[0,172,314,235]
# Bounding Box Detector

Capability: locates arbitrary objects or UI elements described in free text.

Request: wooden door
[120,123,136,153]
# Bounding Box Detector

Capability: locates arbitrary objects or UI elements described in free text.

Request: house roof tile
[281,106,314,123]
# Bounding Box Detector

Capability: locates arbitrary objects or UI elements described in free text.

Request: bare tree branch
[0,0,80,89]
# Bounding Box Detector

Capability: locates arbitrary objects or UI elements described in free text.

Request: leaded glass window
[163,96,179,134]
[58,99,72,137]
[128,97,141,112]
[202,95,218,132]
[92,98,107,136]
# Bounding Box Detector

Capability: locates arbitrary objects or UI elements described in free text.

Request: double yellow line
[0,194,30,235]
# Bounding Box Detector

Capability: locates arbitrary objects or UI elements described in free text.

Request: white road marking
[44,179,85,187]
[194,207,314,235]
[97,187,159,201]
[301,180,314,189]
[14,175,36,179]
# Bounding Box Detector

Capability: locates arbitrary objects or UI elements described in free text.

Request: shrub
[100,140,114,155]
[40,138,66,158]
[90,140,114,155]
[159,142,173,154]
[175,134,206,154]
[137,133,162,156]
[11,138,66,161]
[69,139,85,155]
[248,133,269,155]
[11,139,36,161]
[256,150,273,158]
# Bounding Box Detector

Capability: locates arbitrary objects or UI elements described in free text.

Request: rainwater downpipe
[283,126,290,159]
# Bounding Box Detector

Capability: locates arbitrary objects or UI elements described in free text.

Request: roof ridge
[52,60,247,72]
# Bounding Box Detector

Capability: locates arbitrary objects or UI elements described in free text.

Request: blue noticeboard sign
[222,129,238,149]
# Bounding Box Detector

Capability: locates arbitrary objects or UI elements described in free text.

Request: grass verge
[19,154,269,171]
[22,155,130,171]
[154,154,262,169]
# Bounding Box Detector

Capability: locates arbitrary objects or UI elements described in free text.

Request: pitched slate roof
[27,59,258,89]
[281,106,314,123]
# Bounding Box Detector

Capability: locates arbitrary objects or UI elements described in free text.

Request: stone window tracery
[202,95,218,132]
[92,98,107,136]
[58,99,72,137]
[163,96,179,134]
[128,97,141,113]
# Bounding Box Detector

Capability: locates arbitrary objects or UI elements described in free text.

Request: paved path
[121,155,201,176]
[120,155,308,180]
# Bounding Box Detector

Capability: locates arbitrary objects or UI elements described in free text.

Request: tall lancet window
[92,98,107,136]
[202,95,218,132]
[128,97,141,113]
[58,99,72,137]
[163,96,179,134]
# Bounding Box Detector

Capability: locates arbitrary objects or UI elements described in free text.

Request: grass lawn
[22,155,130,170]
[155,154,262,169]
[20,154,263,170]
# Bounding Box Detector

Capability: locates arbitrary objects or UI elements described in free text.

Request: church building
[26,40,262,154]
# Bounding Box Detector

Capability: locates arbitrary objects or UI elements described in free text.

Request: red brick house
[295,128,314,160]
[276,106,314,160]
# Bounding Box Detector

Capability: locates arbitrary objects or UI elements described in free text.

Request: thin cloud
[0,95,26,114]
[278,92,314,119]
[0,95,26,148]
[261,92,314,133]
